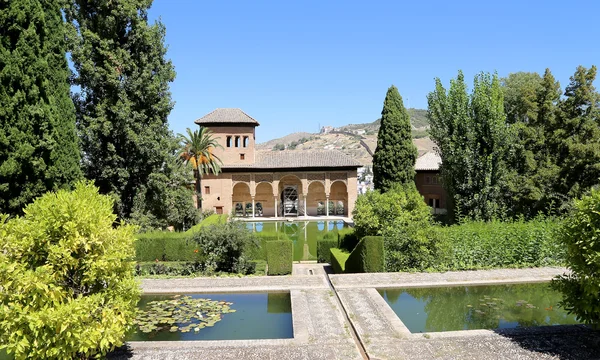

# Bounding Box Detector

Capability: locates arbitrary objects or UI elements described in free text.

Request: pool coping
[127,289,303,349]
[128,276,360,357]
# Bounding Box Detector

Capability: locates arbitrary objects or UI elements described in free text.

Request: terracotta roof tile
[224,150,361,170]
[195,108,260,126]
[415,151,441,171]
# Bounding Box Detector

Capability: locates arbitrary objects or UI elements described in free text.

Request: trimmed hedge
[330,248,350,274]
[338,228,359,252]
[317,237,338,263]
[266,241,293,275]
[434,219,563,270]
[345,236,385,273]
[186,214,228,234]
[135,232,199,262]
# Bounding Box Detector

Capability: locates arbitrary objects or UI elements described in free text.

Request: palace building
[196,108,361,218]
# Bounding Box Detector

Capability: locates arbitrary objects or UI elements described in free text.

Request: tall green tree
[373,85,417,192]
[178,127,222,210]
[66,0,176,219]
[502,72,543,124]
[428,71,510,221]
[503,69,563,217]
[0,0,81,215]
[130,138,198,231]
[555,65,600,200]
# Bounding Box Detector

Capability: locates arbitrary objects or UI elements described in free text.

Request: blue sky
[148,0,600,143]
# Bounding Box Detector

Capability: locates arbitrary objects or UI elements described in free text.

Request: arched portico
[329,181,348,216]
[232,182,252,217]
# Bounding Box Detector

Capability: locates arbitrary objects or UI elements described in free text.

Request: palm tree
[178,127,223,209]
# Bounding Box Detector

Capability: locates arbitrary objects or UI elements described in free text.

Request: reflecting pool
[245,220,349,261]
[128,292,293,341]
[379,283,580,333]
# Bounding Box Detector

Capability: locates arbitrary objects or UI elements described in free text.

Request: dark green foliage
[503,69,564,218]
[0,0,81,215]
[353,184,440,271]
[435,219,562,270]
[373,85,418,191]
[135,232,200,262]
[428,71,510,221]
[345,236,385,273]
[502,72,543,124]
[66,0,177,220]
[554,66,600,202]
[135,261,205,277]
[317,238,338,263]
[191,221,257,274]
[130,147,199,231]
[330,248,350,274]
[553,188,600,325]
[266,241,293,275]
[338,228,358,252]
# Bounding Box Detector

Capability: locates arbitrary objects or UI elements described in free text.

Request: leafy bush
[330,248,350,274]
[353,184,439,271]
[317,238,338,263]
[191,221,257,274]
[552,189,600,326]
[436,218,562,270]
[266,241,293,275]
[0,182,139,359]
[345,236,385,273]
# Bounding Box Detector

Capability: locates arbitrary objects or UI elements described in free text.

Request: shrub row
[345,236,385,273]
[317,238,338,263]
[434,218,563,270]
[135,232,200,262]
[330,248,350,274]
[266,240,293,275]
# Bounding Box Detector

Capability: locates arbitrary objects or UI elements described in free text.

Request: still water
[379,282,580,333]
[128,292,293,341]
[246,220,349,261]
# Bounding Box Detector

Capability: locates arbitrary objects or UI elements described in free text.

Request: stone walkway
[110,267,600,360]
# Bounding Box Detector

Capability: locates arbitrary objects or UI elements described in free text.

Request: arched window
[235,136,240,147]
[243,136,249,147]
[226,136,232,147]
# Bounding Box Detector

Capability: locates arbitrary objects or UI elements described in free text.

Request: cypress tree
[373,85,417,192]
[0,0,81,215]
[66,0,177,220]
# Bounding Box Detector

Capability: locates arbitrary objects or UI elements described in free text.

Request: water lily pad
[135,295,234,335]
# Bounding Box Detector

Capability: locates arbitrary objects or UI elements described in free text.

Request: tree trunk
[194,169,202,210]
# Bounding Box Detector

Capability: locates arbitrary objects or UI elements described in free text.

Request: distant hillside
[256,109,434,166]
[338,108,429,134]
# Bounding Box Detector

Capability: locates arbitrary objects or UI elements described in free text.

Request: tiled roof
[195,108,260,126]
[415,151,441,171]
[224,150,362,170]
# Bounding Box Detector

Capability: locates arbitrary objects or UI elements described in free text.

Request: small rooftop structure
[415,151,441,171]
[195,108,260,126]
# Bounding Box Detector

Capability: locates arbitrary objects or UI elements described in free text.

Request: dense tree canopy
[428,71,510,221]
[0,0,81,215]
[66,0,177,220]
[373,85,417,192]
